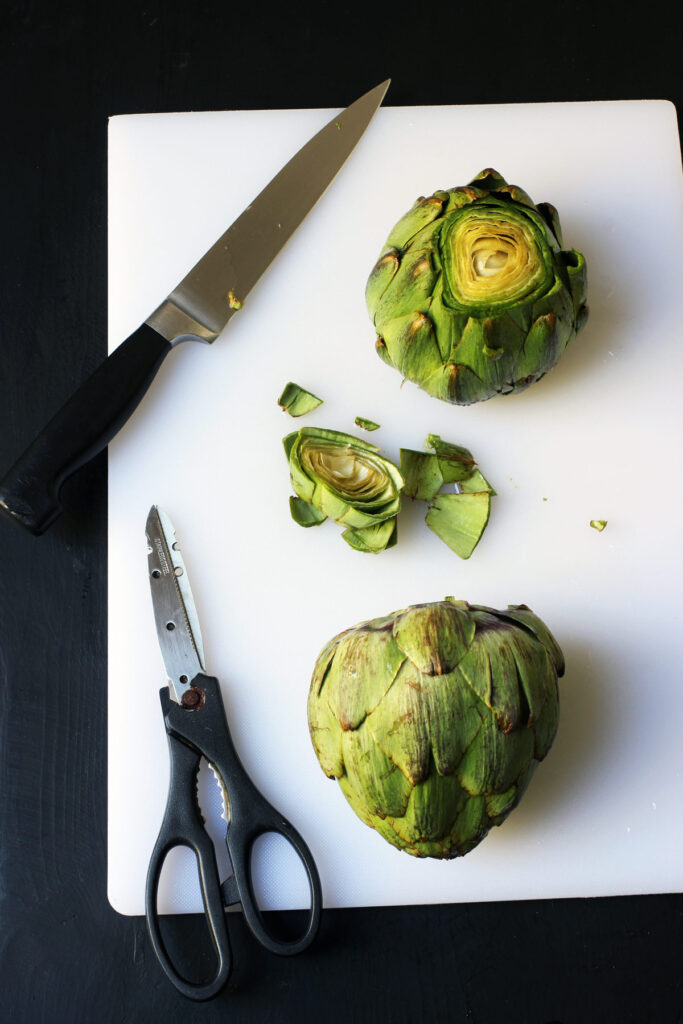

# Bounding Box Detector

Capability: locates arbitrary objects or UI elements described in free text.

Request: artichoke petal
[393,602,476,676]
[278,381,323,417]
[425,492,491,559]
[342,517,397,553]
[322,627,406,731]
[289,496,327,527]
[399,449,444,502]
[342,724,413,819]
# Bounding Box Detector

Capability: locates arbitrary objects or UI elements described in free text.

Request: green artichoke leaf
[399,449,444,502]
[365,659,431,785]
[389,772,470,848]
[307,690,344,778]
[342,517,397,553]
[425,434,476,483]
[342,724,413,819]
[278,381,323,417]
[393,602,476,676]
[457,469,496,495]
[321,626,406,731]
[354,416,381,432]
[367,169,588,405]
[425,492,491,559]
[456,705,535,796]
[423,668,483,776]
[289,496,327,527]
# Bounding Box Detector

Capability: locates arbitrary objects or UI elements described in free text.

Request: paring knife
[0,81,390,535]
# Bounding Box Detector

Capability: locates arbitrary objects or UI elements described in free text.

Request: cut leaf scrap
[590,519,607,532]
[278,381,323,417]
[400,434,495,557]
[426,492,491,559]
[355,416,381,431]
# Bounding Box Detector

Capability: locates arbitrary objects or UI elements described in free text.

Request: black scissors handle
[146,674,322,1001]
[145,729,232,1001]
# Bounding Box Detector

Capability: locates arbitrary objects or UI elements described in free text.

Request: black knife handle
[0,323,174,535]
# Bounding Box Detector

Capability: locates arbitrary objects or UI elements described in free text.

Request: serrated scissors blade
[146,505,206,701]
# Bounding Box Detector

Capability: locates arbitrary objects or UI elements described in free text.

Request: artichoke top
[367,168,588,405]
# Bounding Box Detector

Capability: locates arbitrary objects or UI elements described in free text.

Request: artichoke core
[445,212,545,308]
[301,443,387,498]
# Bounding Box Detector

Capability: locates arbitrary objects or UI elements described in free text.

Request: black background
[1,3,681,1022]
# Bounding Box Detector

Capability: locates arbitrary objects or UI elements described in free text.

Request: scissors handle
[145,728,233,1002]
[148,675,322,999]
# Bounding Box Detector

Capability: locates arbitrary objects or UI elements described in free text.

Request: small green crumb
[355,416,380,431]
[227,291,243,310]
[590,519,608,532]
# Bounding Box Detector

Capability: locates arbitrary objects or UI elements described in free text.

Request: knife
[0,80,390,535]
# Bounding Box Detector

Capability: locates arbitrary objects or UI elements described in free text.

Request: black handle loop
[145,732,232,1002]
[161,676,322,958]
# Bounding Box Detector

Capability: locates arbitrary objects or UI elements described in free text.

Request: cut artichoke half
[284,426,403,552]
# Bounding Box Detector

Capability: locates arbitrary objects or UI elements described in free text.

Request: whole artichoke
[366,169,588,405]
[284,426,404,552]
[308,599,564,858]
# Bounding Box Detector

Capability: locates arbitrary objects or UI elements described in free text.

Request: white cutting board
[108,100,683,916]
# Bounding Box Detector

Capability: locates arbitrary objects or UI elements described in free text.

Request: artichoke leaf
[289,496,327,527]
[354,416,381,432]
[425,492,491,559]
[278,381,323,417]
[399,449,444,502]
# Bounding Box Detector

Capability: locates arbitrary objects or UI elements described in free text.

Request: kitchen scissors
[144,505,321,1001]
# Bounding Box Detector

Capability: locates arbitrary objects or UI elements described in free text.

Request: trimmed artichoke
[308,599,564,858]
[366,169,588,405]
[284,426,403,552]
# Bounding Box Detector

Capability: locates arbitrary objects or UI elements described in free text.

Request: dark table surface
[1,3,681,1022]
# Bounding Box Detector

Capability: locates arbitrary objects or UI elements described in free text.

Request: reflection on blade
[146,505,206,701]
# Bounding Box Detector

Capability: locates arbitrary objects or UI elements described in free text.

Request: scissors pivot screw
[180,686,205,711]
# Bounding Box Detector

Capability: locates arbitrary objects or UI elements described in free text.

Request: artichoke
[284,426,403,552]
[366,169,588,405]
[308,599,564,858]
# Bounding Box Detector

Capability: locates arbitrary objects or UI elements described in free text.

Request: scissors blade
[146,505,206,702]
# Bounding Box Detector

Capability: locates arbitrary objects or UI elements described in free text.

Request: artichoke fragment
[590,519,607,532]
[308,599,564,858]
[366,168,588,405]
[278,381,323,417]
[355,416,381,432]
[284,426,403,552]
[400,435,495,558]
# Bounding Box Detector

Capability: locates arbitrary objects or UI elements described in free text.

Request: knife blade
[0,80,390,535]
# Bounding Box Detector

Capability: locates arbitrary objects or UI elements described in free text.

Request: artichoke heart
[367,168,588,405]
[284,426,403,552]
[308,599,564,858]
